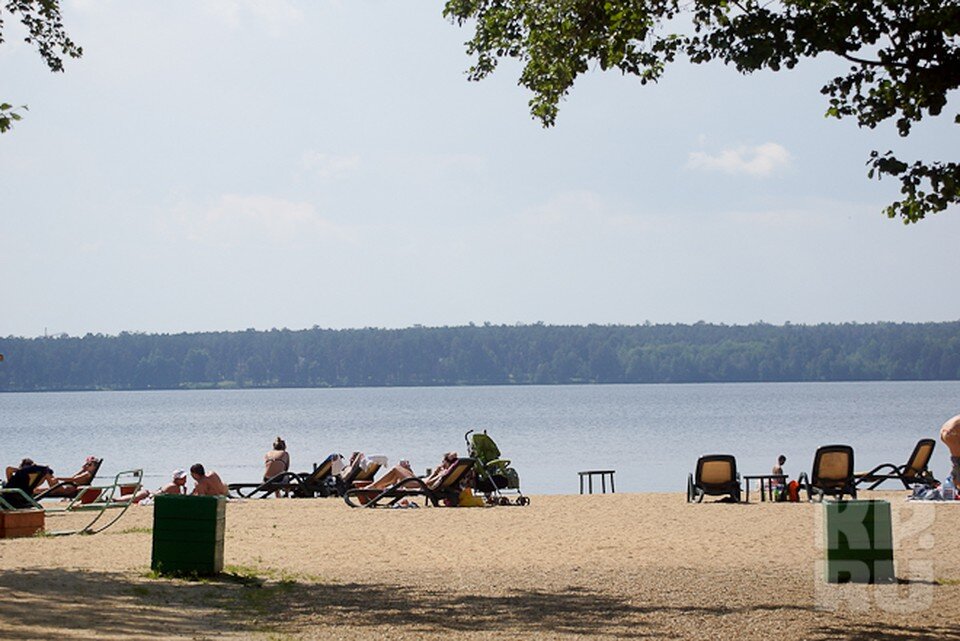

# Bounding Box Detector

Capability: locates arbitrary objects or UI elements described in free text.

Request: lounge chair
[34,458,103,501]
[4,468,143,536]
[686,454,741,503]
[228,453,339,499]
[343,457,477,508]
[798,444,857,501]
[41,468,144,536]
[340,459,382,489]
[0,488,42,511]
[855,438,937,490]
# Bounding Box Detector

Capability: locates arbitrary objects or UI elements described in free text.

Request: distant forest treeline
[1,321,960,392]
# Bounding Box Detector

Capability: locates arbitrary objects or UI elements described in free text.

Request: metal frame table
[579,470,616,494]
[743,474,787,503]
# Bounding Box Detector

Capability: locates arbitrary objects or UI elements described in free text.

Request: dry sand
[1,491,959,640]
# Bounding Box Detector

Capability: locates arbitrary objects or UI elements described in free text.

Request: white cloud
[686,142,791,177]
[516,190,663,240]
[201,0,305,35]
[376,152,488,184]
[164,194,353,245]
[301,152,362,181]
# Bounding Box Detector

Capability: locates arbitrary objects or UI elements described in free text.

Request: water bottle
[944,474,956,501]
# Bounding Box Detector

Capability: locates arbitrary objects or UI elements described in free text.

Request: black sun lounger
[687,454,741,503]
[343,457,476,508]
[228,453,339,498]
[855,438,937,490]
[799,444,857,501]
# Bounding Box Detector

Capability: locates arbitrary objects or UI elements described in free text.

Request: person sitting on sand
[264,437,290,481]
[941,415,960,485]
[127,469,189,504]
[190,463,229,496]
[40,456,100,497]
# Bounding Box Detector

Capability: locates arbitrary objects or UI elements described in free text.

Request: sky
[1,1,958,339]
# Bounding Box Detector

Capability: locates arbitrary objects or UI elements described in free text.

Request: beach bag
[787,480,800,503]
[458,487,486,507]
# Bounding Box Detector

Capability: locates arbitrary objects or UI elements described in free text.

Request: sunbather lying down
[340,452,388,482]
[367,459,415,490]
[40,456,100,497]
[366,451,460,491]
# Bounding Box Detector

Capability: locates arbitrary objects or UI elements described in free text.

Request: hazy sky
[2,1,958,338]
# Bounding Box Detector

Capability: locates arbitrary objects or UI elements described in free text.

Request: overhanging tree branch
[445,0,960,223]
[0,0,81,134]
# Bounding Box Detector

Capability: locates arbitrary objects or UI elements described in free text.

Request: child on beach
[772,454,787,500]
[772,454,786,479]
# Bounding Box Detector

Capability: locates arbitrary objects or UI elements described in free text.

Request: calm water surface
[1,382,957,494]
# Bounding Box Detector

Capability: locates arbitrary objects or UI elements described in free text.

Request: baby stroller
[465,429,529,506]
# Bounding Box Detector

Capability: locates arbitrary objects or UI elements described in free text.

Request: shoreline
[1,491,958,639]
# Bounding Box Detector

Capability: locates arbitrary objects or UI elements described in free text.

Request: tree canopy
[2,321,960,392]
[443,0,960,223]
[0,0,81,133]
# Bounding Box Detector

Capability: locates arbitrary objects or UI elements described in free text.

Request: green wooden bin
[151,495,225,575]
[823,499,894,584]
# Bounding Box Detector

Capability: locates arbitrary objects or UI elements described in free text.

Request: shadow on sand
[809,622,960,641]
[0,568,953,639]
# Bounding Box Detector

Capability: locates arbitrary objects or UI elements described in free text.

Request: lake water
[1,381,957,494]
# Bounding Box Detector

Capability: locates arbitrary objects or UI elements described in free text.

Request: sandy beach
[1,491,958,640]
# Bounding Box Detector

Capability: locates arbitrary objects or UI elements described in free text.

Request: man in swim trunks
[940,415,960,484]
[190,463,229,496]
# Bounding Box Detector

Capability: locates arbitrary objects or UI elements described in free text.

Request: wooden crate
[0,509,45,539]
